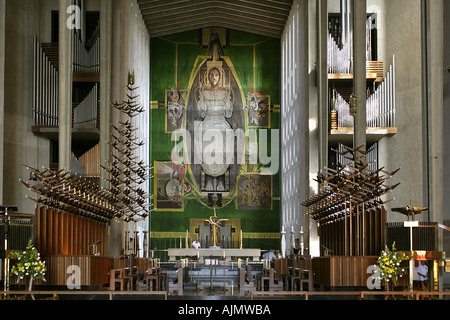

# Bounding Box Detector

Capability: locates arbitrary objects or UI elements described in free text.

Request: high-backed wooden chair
[109,268,130,291]
[292,257,313,291]
[145,267,160,291]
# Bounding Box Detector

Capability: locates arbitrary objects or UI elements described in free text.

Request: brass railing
[251,290,450,300]
[2,290,167,300]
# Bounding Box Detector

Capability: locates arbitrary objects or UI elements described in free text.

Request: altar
[167,248,261,262]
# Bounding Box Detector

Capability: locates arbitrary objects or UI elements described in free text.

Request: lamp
[349,93,357,117]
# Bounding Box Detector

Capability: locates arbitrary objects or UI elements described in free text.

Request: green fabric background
[149,29,281,255]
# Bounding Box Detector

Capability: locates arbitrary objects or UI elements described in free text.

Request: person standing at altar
[192,239,201,249]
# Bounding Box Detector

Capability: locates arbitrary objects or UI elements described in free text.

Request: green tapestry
[149,28,281,253]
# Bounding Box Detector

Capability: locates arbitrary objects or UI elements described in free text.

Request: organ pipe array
[331,56,396,128]
[327,15,374,74]
[73,83,99,128]
[327,33,352,74]
[32,29,100,128]
[73,29,100,73]
[367,56,396,128]
[78,143,100,178]
[33,35,59,127]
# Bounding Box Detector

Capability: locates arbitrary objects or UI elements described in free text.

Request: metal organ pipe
[73,31,100,73]
[333,55,396,129]
[33,35,37,126]
[74,83,98,128]
[38,37,43,126]
[33,36,60,127]
[392,55,396,127]
[33,29,100,128]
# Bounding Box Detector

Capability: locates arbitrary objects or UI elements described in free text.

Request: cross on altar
[205,206,228,247]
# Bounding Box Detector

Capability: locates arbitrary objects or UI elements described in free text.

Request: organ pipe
[332,56,396,128]
[73,30,100,73]
[33,36,59,127]
[74,83,98,128]
[33,33,100,128]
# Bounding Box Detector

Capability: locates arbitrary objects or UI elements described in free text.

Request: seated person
[262,249,276,260]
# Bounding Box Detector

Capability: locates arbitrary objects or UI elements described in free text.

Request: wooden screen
[318,206,386,256]
[34,204,106,256]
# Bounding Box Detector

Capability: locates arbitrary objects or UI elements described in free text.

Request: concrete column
[106,0,124,258]
[100,0,112,189]
[296,0,310,256]
[352,0,366,152]
[59,0,74,171]
[317,0,328,172]
[100,0,113,257]
[0,0,5,204]
[421,0,443,291]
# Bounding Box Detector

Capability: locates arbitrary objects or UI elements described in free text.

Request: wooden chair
[292,257,313,291]
[158,269,167,291]
[145,267,160,291]
[239,267,254,288]
[109,268,130,291]
[257,268,282,291]
[290,268,302,291]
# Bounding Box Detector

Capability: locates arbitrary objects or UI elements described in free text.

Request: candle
[240,230,243,249]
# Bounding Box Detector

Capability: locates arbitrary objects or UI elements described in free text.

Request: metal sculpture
[101,75,154,222]
[302,144,401,256]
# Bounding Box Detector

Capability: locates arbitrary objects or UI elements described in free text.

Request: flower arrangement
[10,239,46,289]
[377,242,406,289]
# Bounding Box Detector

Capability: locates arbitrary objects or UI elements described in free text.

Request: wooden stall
[317,206,387,256]
[45,255,112,286]
[34,204,107,256]
[312,255,378,287]
[301,145,401,288]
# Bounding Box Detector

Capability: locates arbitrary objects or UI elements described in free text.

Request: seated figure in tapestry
[195,63,233,192]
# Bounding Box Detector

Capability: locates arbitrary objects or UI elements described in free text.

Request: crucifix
[205,206,228,247]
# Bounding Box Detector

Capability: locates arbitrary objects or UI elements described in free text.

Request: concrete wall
[378,0,423,222]
[280,0,322,257]
[3,0,50,213]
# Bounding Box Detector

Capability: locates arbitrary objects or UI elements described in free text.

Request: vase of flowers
[10,239,47,298]
[377,242,406,297]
